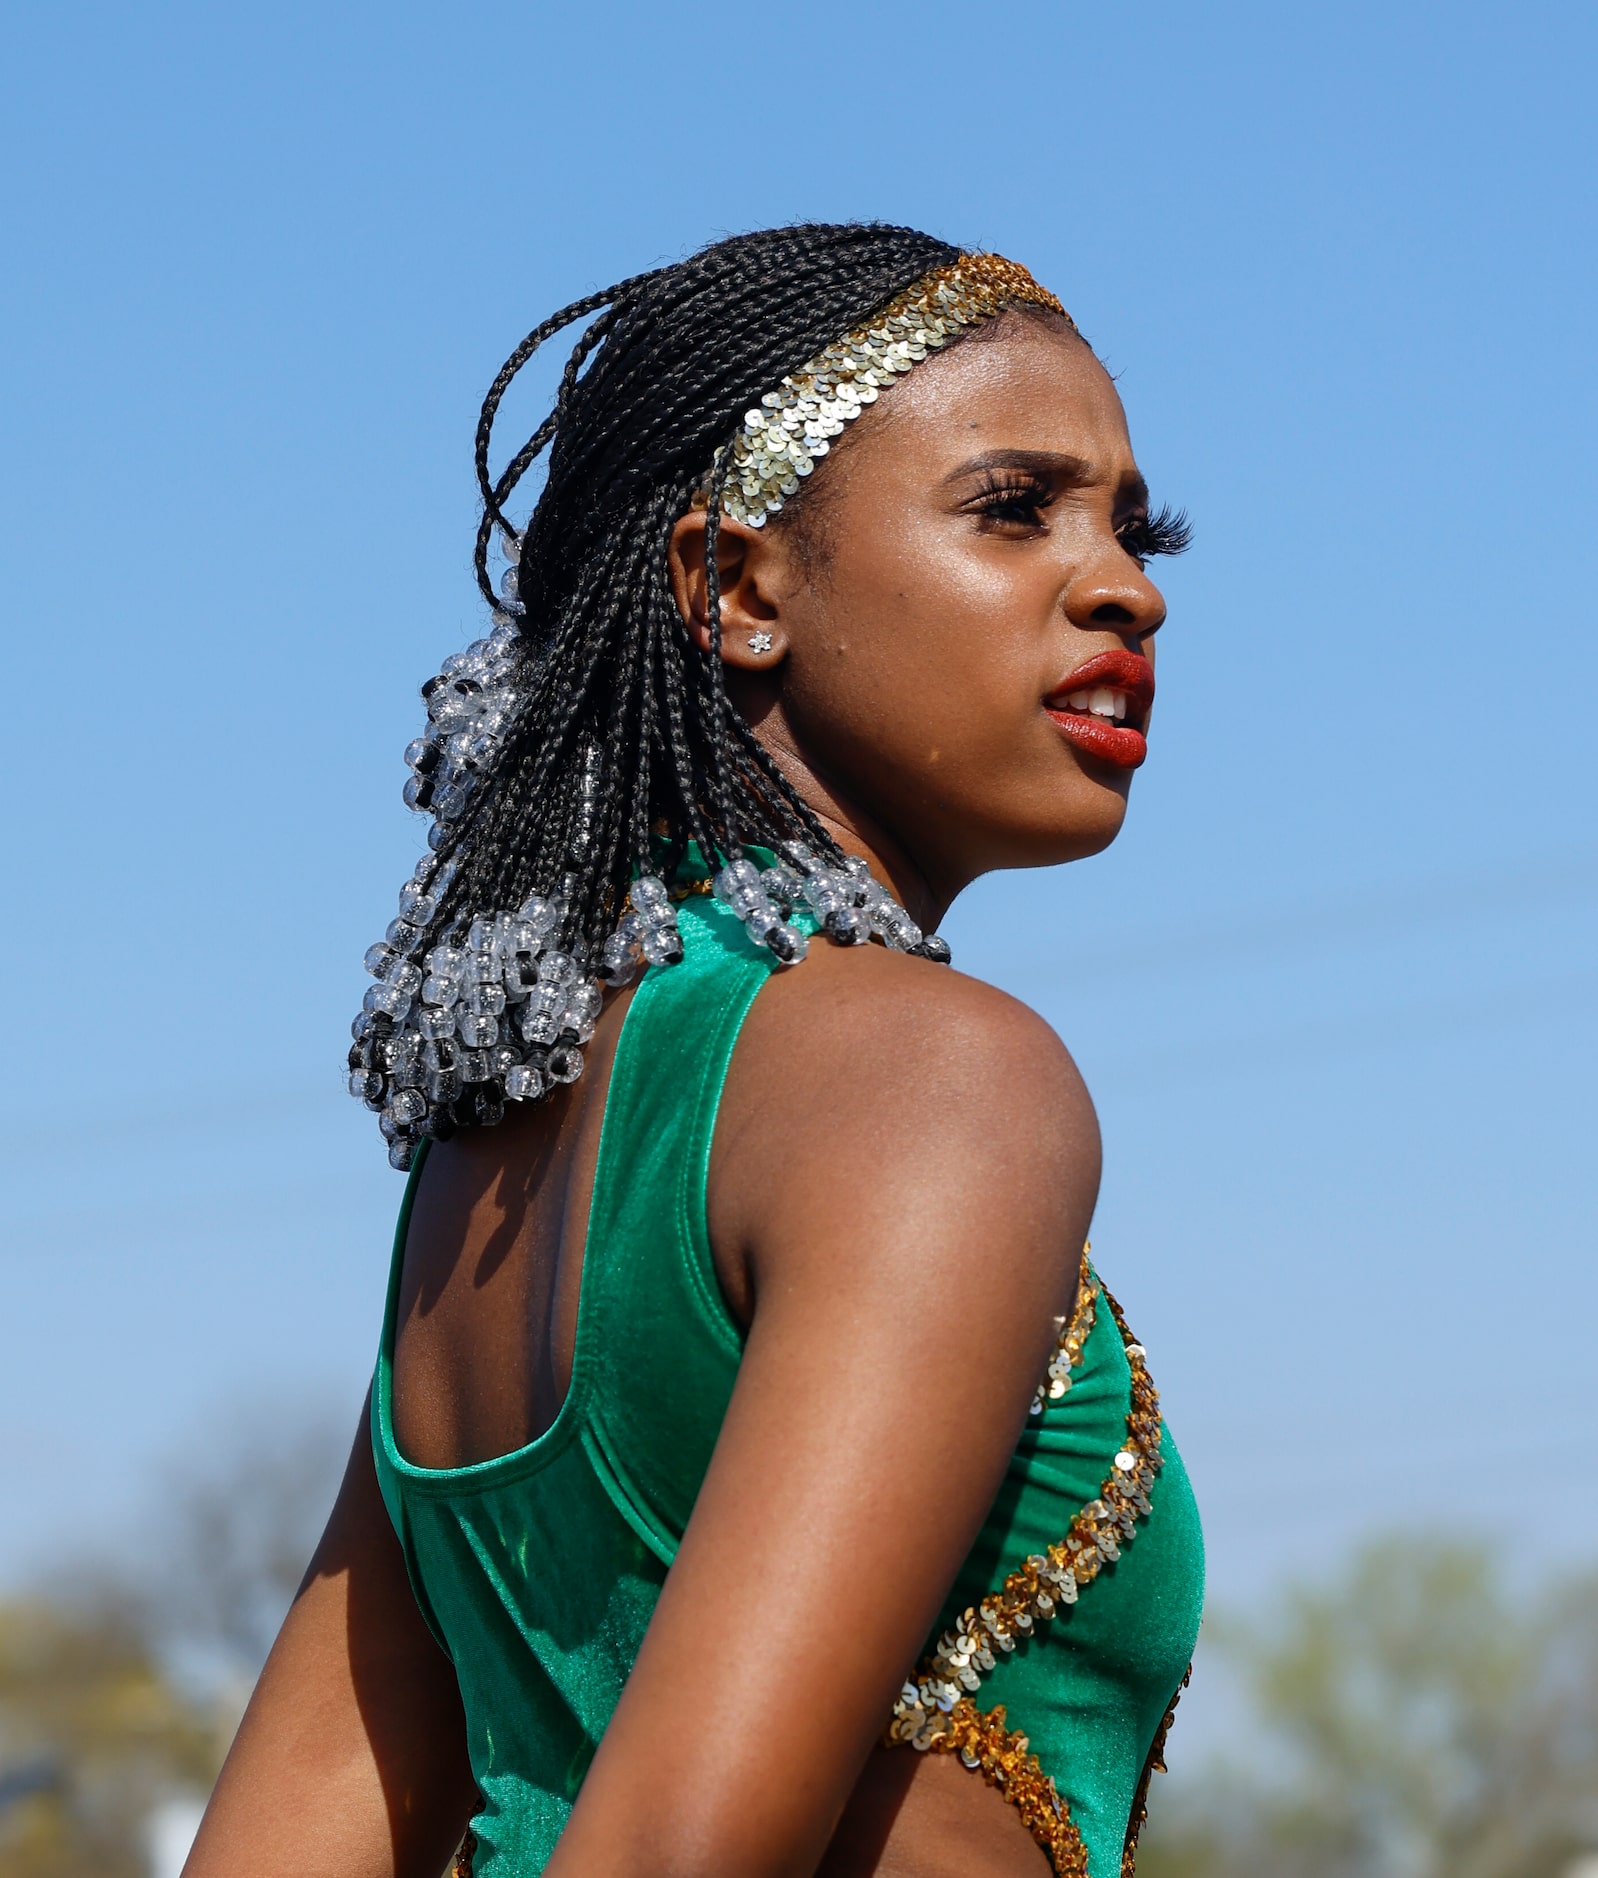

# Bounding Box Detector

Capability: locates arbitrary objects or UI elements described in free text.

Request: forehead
[848,316,1134,477]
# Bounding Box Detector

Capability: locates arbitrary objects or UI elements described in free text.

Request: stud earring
[747,631,774,654]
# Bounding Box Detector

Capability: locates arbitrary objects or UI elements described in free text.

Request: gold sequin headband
[701,252,1072,528]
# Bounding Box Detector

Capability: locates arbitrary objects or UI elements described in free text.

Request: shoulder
[735,938,1098,1164]
[711,940,1098,1322]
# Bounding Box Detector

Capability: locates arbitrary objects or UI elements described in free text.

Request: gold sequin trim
[451,1828,476,1876]
[890,1272,1162,1743]
[921,1698,1090,1876]
[1031,1246,1097,1417]
[702,252,1071,528]
[887,1270,1168,1873]
[1121,1664,1189,1877]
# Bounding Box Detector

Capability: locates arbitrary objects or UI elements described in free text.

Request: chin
[969,792,1131,874]
[1039,810,1128,867]
[1015,763,1133,866]
[1065,811,1129,862]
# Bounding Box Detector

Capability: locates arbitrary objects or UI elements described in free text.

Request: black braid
[424,222,961,977]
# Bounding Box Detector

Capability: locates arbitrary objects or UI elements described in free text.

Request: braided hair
[355,223,978,1164]
[459,222,960,927]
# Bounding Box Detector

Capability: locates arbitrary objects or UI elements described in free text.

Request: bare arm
[183,1402,476,1878]
[546,953,1100,1877]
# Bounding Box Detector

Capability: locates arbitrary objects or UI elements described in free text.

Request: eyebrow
[943,448,1149,510]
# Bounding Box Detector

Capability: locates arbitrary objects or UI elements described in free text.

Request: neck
[743,712,961,934]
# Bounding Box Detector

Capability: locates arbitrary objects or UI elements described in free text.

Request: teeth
[1061,687,1132,721]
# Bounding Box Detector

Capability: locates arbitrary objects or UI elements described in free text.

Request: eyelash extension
[968,472,1054,524]
[967,480,1195,563]
[1117,504,1193,565]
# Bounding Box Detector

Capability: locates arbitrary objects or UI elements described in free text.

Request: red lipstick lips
[1043,649,1155,770]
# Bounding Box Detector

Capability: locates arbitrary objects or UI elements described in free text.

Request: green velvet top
[371,889,1204,1876]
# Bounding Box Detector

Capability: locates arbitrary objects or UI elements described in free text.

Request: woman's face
[672,315,1173,910]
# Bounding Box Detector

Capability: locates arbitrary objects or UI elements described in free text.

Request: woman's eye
[971,482,1050,528]
[1117,525,1152,568]
[1117,504,1194,568]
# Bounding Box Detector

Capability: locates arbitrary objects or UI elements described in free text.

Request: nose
[1063,556,1166,645]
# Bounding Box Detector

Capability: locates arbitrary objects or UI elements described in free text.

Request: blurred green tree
[0,1397,347,1875]
[1137,1538,1598,1878]
[0,1599,216,1878]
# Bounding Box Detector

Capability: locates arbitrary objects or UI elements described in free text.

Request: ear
[667,508,789,671]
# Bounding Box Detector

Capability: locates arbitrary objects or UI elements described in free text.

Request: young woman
[185,222,1202,1878]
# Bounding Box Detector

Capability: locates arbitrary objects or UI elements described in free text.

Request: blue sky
[3,0,1594,1687]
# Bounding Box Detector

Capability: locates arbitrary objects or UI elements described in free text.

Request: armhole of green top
[366,897,781,1575]
[368,1141,452,1653]
[577,899,773,1356]
[669,916,775,1348]
[371,1139,429,1513]
[571,897,777,1561]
